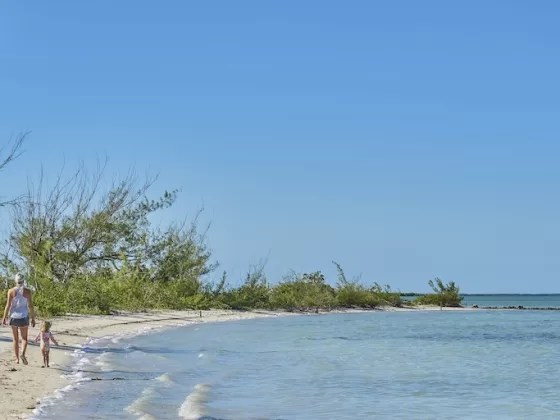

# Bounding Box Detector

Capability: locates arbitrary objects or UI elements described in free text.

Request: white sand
[0,305,475,419]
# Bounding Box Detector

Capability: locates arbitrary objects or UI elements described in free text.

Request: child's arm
[50,333,59,346]
[34,333,41,343]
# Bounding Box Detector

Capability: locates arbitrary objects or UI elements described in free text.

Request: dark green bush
[411,278,463,307]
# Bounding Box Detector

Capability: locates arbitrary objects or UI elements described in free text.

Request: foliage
[332,262,403,308]
[411,278,463,307]
[0,156,459,316]
[269,271,336,311]
[215,261,271,310]
[0,132,27,208]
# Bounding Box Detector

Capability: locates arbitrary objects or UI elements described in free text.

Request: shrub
[412,278,463,307]
[269,271,336,311]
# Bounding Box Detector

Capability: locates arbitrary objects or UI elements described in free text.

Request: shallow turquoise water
[34,310,560,419]
[399,294,560,308]
[460,294,560,308]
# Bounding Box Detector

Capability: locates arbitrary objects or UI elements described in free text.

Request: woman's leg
[20,326,29,364]
[20,326,28,354]
[10,326,19,363]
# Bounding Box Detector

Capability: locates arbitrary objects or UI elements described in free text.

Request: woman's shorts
[9,317,29,327]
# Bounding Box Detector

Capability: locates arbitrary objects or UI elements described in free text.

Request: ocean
[461,294,560,308]
[402,294,560,308]
[33,301,560,419]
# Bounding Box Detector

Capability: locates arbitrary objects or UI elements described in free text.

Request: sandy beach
[0,309,296,419]
[0,306,473,419]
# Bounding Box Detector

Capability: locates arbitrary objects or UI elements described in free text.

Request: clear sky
[1,1,560,293]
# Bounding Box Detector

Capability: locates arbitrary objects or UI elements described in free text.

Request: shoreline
[0,304,534,419]
[0,309,296,419]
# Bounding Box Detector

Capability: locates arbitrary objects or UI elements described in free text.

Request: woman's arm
[26,290,36,327]
[2,290,13,325]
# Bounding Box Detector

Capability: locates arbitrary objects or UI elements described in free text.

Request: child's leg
[41,347,47,367]
[45,349,50,367]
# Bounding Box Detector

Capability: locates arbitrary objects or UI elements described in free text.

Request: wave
[124,372,178,418]
[179,383,211,420]
[26,322,192,419]
[196,417,230,420]
[26,315,278,418]
[77,343,197,356]
[155,372,177,385]
[125,386,160,418]
[28,344,96,418]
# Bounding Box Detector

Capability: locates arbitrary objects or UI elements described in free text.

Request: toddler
[34,320,59,368]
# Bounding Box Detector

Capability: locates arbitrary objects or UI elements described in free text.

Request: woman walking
[2,273,36,364]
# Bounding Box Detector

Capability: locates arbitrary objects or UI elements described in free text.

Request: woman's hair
[15,273,24,286]
[41,320,52,332]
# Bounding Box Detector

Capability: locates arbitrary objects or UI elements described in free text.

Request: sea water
[461,294,560,308]
[33,310,560,419]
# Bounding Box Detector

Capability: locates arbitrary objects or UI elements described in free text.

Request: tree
[426,277,463,307]
[6,160,215,292]
[217,258,271,309]
[0,132,27,207]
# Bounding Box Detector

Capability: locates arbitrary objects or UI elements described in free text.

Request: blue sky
[1,1,560,292]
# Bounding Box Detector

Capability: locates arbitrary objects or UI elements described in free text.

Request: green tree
[412,277,463,307]
[3,161,216,314]
[0,132,26,208]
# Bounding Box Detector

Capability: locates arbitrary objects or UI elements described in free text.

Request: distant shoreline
[324,305,560,312]
[401,293,560,297]
[474,306,560,311]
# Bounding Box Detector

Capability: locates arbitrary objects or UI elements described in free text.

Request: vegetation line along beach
[1,134,462,317]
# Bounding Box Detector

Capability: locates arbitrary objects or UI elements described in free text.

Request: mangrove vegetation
[0,135,463,316]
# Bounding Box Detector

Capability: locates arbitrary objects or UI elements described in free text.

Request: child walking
[34,320,59,368]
